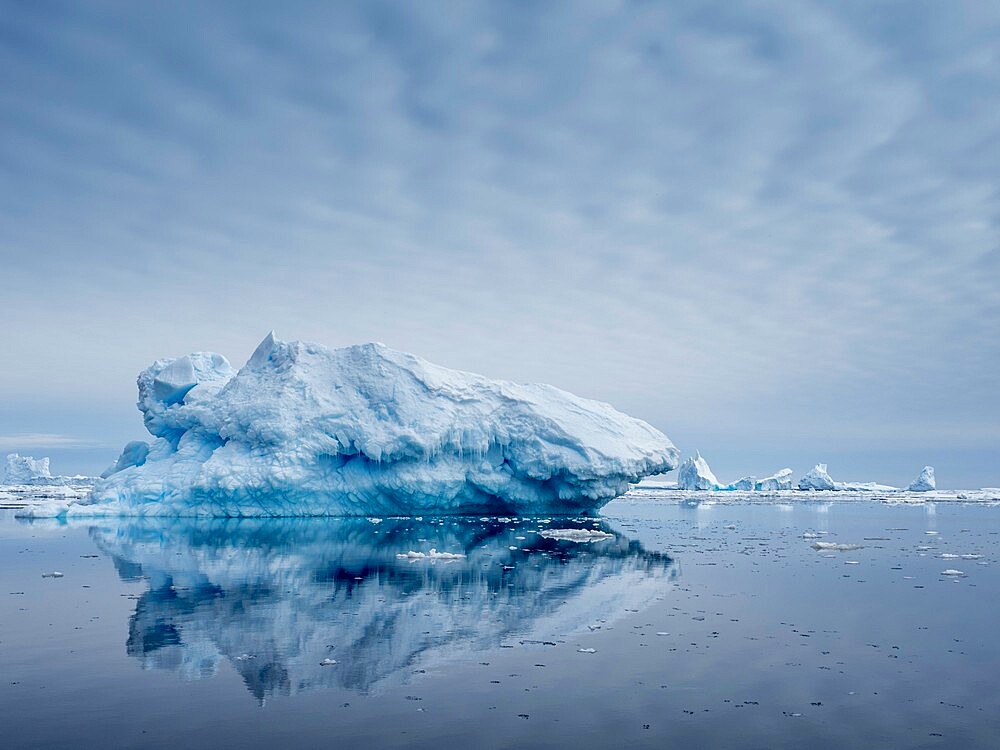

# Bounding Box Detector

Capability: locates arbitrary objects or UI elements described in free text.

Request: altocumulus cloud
[0,0,997,485]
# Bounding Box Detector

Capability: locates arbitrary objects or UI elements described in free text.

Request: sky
[1,0,998,487]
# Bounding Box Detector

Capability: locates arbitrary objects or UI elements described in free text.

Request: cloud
[0,0,997,484]
[0,434,106,451]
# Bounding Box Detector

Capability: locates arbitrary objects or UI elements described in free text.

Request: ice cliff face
[78,334,678,516]
[676,451,721,490]
[907,466,936,492]
[2,453,52,483]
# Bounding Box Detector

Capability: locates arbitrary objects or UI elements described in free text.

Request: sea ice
[61,334,679,517]
[676,451,721,490]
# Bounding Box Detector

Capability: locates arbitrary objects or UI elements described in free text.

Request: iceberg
[2,453,52,483]
[907,466,936,492]
[723,476,757,491]
[755,468,793,491]
[798,463,837,490]
[797,463,896,492]
[66,334,679,517]
[676,451,721,490]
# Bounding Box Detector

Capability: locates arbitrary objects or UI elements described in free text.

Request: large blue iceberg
[64,334,678,516]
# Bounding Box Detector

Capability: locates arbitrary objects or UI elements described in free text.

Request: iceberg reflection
[87,517,676,699]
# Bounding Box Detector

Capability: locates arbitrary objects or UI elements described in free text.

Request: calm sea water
[1,498,998,749]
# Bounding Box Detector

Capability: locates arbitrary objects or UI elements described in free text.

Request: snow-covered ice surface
[39,335,678,518]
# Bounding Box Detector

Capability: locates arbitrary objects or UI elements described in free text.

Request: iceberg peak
[907,466,936,492]
[676,452,721,490]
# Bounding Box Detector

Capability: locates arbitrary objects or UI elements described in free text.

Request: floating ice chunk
[536,529,614,543]
[755,469,794,491]
[676,451,721,490]
[811,542,865,551]
[395,548,465,560]
[41,571,64,578]
[940,569,965,577]
[320,658,338,666]
[907,466,936,492]
[73,335,679,517]
[577,648,597,653]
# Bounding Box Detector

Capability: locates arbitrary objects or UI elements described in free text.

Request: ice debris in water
[940,569,965,577]
[396,549,466,560]
[41,571,64,578]
[41,333,679,517]
[536,529,614,543]
[811,542,865,552]
[320,658,338,666]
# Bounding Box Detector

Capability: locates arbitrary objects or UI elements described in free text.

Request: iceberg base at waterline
[23,334,678,518]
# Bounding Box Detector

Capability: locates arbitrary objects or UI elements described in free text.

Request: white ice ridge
[2,453,52,483]
[63,334,679,517]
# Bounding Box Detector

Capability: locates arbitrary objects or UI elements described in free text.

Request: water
[1,498,998,748]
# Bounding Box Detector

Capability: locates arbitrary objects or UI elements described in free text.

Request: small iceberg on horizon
[676,451,722,490]
[907,466,936,492]
[797,463,898,492]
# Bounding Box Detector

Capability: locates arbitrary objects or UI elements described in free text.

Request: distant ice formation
[798,463,837,491]
[798,463,897,492]
[724,476,757,491]
[2,453,51,483]
[61,334,679,516]
[676,451,721,490]
[907,466,936,492]
[755,468,794,491]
